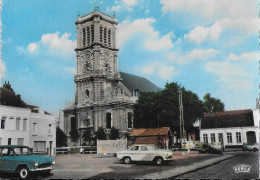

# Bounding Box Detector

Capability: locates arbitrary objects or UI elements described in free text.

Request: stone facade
[63,8,135,138]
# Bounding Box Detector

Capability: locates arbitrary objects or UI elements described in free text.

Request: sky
[0,0,259,116]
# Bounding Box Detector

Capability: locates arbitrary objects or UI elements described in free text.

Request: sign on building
[97,139,127,156]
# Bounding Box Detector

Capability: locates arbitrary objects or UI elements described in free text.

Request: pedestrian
[80,147,84,155]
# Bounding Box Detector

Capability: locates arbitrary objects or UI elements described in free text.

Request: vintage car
[0,145,55,179]
[247,143,259,152]
[116,144,173,165]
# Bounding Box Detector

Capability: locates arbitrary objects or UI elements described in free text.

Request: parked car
[0,145,55,179]
[247,144,259,152]
[242,142,251,151]
[116,144,173,165]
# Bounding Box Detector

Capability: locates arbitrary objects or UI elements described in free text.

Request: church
[63,8,160,140]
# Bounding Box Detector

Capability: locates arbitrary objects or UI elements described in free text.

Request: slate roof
[120,72,161,93]
[130,127,171,137]
[201,109,254,129]
[0,87,27,108]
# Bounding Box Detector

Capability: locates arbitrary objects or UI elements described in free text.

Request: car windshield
[13,147,33,155]
[148,145,157,150]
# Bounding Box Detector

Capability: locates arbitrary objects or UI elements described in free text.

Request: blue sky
[0,0,258,116]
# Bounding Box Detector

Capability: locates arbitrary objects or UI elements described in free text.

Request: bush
[198,144,221,154]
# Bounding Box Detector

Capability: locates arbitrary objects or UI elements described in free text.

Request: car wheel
[18,166,30,179]
[124,157,131,164]
[253,148,257,152]
[155,157,163,165]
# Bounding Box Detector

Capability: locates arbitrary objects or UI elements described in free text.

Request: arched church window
[87,27,90,45]
[100,26,103,43]
[106,113,112,129]
[85,89,90,97]
[108,30,111,47]
[91,25,94,43]
[82,28,86,47]
[128,112,133,128]
[104,28,107,45]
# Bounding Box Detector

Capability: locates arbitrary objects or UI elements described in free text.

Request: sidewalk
[139,151,236,179]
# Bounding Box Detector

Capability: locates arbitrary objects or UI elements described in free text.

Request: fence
[97,139,127,156]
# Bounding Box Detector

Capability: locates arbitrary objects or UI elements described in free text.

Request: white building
[200,109,259,147]
[0,82,56,155]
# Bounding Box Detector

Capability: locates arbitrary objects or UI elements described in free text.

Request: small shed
[130,127,172,149]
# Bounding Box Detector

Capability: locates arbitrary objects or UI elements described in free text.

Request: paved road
[175,151,259,179]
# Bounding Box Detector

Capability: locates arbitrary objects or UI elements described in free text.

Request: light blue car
[0,145,55,179]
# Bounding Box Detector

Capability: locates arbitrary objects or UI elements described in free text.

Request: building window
[108,29,111,47]
[87,26,90,45]
[227,133,232,143]
[71,117,76,130]
[33,123,37,134]
[106,112,111,129]
[16,117,21,130]
[91,25,94,42]
[0,138,2,145]
[82,28,86,47]
[1,117,6,129]
[48,124,52,135]
[8,138,12,145]
[17,138,24,145]
[218,133,223,143]
[100,26,103,43]
[210,133,216,143]
[104,28,107,45]
[236,132,241,143]
[203,134,208,143]
[34,141,46,152]
[128,112,133,128]
[23,119,27,131]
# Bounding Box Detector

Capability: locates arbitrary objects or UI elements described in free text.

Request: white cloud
[41,32,76,57]
[161,0,256,22]
[122,0,138,6]
[184,17,259,44]
[137,61,177,79]
[206,61,253,92]
[21,32,76,58]
[117,18,158,48]
[67,67,76,74]
[227,51,258,62]
[0,60,6,82]
[27,42,38,53]
[167,48,219,64]
[111,5,121,12]
[144,32,174,51]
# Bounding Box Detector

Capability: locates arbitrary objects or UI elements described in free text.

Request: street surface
[175,151,259,179]
[0,151,258,179]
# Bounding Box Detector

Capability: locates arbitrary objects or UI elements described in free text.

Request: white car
[116,144,173,165]
[247,144,259,152]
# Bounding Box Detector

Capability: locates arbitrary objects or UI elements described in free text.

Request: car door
[138,146,150,161]
[129,146,140,161]
[0,148,12,172]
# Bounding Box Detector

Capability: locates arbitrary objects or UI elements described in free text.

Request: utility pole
[179,87,185,152]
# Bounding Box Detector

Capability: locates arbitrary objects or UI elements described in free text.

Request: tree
[69,129,80,143]
[203,93,225,113]
[109,127,120,140]
[94,127,107,140]
[134,82,204,139]
[56,127,68,147]
[82,128,93,145]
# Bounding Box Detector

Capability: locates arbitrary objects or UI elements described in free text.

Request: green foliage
[56,127,68,147]
[134,82,204,138]
[203,93,225,113]
[198,144,221,154]
[94,127,107,140]
[109,127,120,140]
[82,128,93,145]
[69,129,80,143]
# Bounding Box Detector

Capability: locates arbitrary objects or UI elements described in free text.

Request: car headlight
[52,160,55,165]
[34,160,39,168]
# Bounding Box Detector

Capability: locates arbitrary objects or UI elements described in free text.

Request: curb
[138,154,236,179]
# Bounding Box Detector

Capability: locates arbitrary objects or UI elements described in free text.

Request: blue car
[0,145,55,179]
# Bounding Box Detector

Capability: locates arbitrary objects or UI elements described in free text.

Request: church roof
[120,72,161,93]
[201,109,254,129]
[130,127,171,137]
